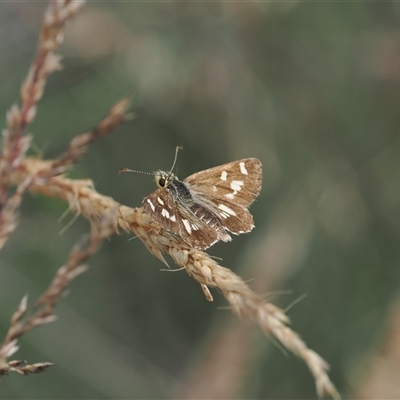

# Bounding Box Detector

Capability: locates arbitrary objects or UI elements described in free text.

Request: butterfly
[120,147,262,250]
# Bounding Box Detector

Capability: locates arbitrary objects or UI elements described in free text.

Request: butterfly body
[143,158,262,250]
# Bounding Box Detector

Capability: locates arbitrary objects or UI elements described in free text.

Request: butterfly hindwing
[143,189,231,249]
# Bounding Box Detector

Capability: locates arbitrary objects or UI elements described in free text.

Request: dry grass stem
[0,93,130,251]
[0,1,339,397]
[354,298,400,398]
[8,162,339,397]
[0,209,117,375]
[0,360,54,377]
[39,97,133,179]
[0,0,85,249]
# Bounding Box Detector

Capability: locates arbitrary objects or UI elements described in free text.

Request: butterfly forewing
[184,158,262,207]
[143,189,181,233]
[142,157,262,249]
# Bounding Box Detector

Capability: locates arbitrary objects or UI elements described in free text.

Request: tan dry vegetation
[0,1,338,398]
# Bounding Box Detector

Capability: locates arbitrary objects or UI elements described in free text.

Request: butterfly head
[154,170,176,189]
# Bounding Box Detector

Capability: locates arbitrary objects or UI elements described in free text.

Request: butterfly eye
[159,177,166,187]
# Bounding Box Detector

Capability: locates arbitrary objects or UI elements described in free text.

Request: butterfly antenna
[169,145,183,173]
[118,168,153,176]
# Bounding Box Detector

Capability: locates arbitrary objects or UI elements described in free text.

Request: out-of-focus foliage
[1,2,400,398]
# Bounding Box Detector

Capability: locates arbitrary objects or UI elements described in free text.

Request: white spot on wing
[182,219,192,234]
[161,208,170,218]
[170,215,176,222]
[147,199,155,212]
[230,180,244,191]
[239,161,248,175]
[220,171,228,181]
[225,193,235,199]
[157,197,164,205]
[219,211,229,219]
[218,204,236,216]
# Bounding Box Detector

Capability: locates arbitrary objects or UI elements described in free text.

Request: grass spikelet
[0,208,117,375]
[0,360,54,377]
[0,0,85,249]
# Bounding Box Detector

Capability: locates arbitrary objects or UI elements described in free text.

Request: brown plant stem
[0,0,85,248]
[0,360,53,377]
[7,158,339,398]
[0,208,117,374]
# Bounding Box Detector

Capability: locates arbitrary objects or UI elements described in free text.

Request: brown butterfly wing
[185,158,261,234]
[184,158,262,207]
[143,189,231,249]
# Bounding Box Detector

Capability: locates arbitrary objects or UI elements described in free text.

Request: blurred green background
[1,2,400,399]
